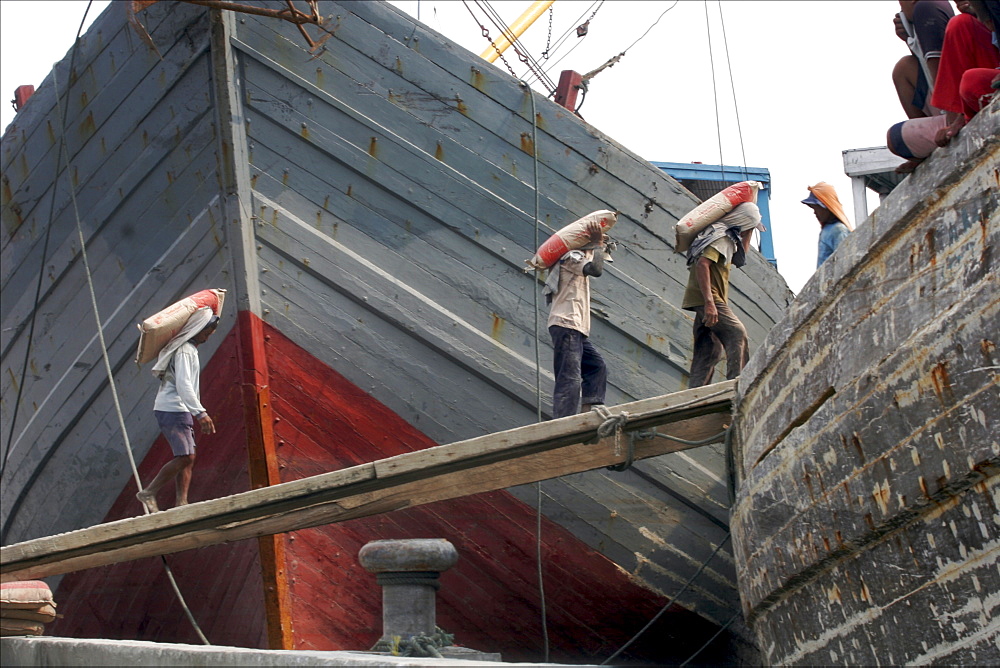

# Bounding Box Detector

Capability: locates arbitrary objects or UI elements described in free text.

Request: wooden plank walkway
[1,382,734,583]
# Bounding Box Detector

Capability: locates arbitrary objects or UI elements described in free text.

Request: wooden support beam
[1,382,735,582]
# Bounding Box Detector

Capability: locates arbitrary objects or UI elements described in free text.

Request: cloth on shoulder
[151,307,214,379]
[686,202,764,268]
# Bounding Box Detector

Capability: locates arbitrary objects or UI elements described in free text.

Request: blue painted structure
[652,162,776,267]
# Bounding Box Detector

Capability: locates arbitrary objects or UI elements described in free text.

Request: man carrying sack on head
[136,307,219,512]
[544,221,610,419]
[682,202,765,388]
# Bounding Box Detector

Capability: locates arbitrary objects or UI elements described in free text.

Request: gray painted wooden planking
[732,100,999,664]
[1,1,235,545]
[234,0,786,630]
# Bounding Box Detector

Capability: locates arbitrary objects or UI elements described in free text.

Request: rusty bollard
[359,538,458,653]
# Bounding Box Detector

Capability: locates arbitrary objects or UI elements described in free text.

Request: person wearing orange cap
[802,182,853,267]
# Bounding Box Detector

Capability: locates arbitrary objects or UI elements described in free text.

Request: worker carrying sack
[675,181,761,253]
[135,289,226,365]
[527,210,618,270]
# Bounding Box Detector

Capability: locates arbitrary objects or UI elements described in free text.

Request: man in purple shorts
[137,308,218,512]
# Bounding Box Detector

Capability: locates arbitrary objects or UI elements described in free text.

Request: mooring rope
[521,78,551,664]
[601,532,732,664]
[680,609,741,667]
[50,4,209,645]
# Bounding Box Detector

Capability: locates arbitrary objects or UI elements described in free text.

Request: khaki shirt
[547,250,593,336]
[682,246,731,309]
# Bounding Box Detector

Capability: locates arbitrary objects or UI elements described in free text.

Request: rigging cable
[462,0,520,79]
[489,1,558,92]
[704,0,726,175]
[47,2,209,645]
[522,79,551,663]
[680,610,741,666]
[528,1,599,80]
[476,0,557,93]
[619,0,679,57]
[574,1,680,93]
[600,532,733,665]
[718,0,749,180]
[461,0,555,92]
[528,1,600,84]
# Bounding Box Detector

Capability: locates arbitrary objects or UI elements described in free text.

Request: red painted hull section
[51,316,722,663]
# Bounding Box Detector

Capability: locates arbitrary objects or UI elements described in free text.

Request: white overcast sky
[1,0,913,293]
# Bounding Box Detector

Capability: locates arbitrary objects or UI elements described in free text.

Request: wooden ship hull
[731,101,999,664]
[1,1,790,663]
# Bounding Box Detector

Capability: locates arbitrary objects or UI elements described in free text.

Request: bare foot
[895,158,923,174]
[136,490,160,513]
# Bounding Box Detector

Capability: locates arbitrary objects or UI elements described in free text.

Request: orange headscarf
[807,182,853,230]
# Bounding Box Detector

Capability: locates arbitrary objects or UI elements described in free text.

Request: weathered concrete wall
[731,100,999,666]
[1,637,518,666]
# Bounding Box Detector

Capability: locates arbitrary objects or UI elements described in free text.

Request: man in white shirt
[545,221,608,418]
[137,310,218,512]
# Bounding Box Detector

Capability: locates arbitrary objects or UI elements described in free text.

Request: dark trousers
[689,303,748,388]
[549,325,608,418]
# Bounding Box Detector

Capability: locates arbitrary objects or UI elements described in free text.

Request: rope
[717,0,749,181]
[619,0,680,56]
[703,0,725,174]
[639,428,729,448]
[601,418,739,664]
[607,431,637,472]
[587,404,628,439]
[469,0,556,93]
[531,2,597,85]
[577,0,680,90]
[521,79,550,664]
[49,5,209,645]
[599,413,729,472]
[679,610,741,667]
[588,404,631,469]
[55,67,143,496]
[374,626,455,657]
[1,3,98,476]
[601,533,732,665]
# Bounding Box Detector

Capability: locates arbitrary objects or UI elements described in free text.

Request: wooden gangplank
[1,382,735,583]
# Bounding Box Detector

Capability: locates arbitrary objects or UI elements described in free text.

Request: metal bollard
[359,538,458,653]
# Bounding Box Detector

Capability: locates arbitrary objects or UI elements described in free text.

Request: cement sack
[135,289,226,365]
[0,604,57,623]
[0,581,54,609]
[527,210,617,269]
[675,181,761,252]
[0,618,46,636]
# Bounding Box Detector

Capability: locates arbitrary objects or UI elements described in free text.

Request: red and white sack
[527,210,618,270]
[134,288,226,365]
[0,581,54,609]
[1,581,56,636]
[674,181,761,253]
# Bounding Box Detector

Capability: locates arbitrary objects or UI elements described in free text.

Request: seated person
[930,0,1000,145]
[887,6,998,172]
[891,0,953,120]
